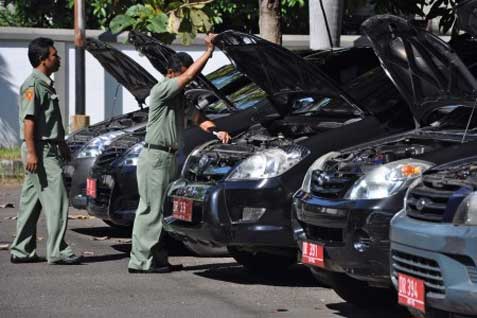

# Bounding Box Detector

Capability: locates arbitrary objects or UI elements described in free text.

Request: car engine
[183,122,312,183]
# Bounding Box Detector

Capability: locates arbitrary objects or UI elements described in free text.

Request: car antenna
[461,91,477,143]
[319,0,334,50]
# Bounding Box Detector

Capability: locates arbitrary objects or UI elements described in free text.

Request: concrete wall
[0,27,358,147]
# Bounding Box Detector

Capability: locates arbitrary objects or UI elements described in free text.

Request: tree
[259,0,282,44]
[109,1,214,45]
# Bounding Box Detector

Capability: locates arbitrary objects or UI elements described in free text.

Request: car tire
[182,241,229,257]
[227,247,296,273]
[330,273,397,308]
[102,220,132,231]
[309,267,334,288]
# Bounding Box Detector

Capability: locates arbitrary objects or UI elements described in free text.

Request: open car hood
[85,38,157,105]
[457,0,477,36]
[212,30,365,117]
[362,15,477,123]
[127,31,236,110]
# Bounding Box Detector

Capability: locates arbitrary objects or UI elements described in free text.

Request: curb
[0,159,24,178]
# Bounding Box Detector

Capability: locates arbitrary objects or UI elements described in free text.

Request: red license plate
[302,241,324,268]
[398,273,426,313]
[172,197,193,222]
[86,178,97,199]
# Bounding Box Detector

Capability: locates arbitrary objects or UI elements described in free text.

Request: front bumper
[163,177,297,254]
[292,190,402,286]
[63,157,96,209]
[390,212,477,315]
[86,165,139,226]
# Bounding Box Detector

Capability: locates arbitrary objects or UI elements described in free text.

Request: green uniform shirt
[144,77,185,148]
[19,69,65,141]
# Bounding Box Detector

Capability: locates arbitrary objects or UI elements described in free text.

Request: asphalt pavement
[0,184,410,318]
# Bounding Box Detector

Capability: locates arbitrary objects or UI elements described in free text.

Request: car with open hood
[84,32,382,233]
[65,33,251,211]
[390,155,477,317]
[161,29,418,271]
[292,15,477,308]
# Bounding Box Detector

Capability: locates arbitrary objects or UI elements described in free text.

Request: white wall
[0,39,228,146]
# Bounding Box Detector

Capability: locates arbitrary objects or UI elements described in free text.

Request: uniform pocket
[150,150,174,169]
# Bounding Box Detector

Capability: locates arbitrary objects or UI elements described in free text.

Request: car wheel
[182,241,229,257]
[406,307,450,318]
[309,267,334,288]
[330,273,397,308]
[227,247,296,273]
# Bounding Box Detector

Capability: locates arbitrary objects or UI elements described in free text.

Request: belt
[144,142,177,154]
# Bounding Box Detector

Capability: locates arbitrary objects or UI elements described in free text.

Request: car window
[291,96,356,115]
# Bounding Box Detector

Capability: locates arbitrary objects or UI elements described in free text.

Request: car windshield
[204,82,268,114]
[291,96,356,115]
[426,104,477,131]
[206,64,244,90]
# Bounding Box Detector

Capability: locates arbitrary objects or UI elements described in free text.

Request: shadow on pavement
[326,302,409,318]
[194,263,325,288]
[72,226,132,239]
[81,253,129,264]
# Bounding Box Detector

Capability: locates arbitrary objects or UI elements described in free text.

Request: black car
[85,33,383,230]
[292,15,477,307]
[64,33,249,211]
[161,30,418,271]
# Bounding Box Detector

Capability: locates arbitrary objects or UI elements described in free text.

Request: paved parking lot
[0,184,409,318]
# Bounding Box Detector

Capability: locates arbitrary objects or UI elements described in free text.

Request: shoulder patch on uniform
[23,88,34,101]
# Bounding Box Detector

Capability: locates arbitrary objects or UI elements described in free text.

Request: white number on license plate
[398,273,425,313]
[302,241,324,268]
[172,198,193,222]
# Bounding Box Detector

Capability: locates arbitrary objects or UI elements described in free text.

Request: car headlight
[76,130,125,159]
[181,140,221,177]
[226,145,310,181]
[453,191,477,226]
[300,152,341,193]
[344,159,433,200]
[119,142,144,167]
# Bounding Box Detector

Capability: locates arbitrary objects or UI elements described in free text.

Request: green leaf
[190,9,211,31]
[147,13,169,33]
[168,12,181,33]
[109,14,134,33]
[178,31,195,45]
[125,4,146,17]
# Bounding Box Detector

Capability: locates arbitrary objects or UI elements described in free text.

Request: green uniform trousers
[128,148,176,270]
[10,142,74,263]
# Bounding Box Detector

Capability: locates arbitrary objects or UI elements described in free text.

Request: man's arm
[23,116,38,173]
[191,111,231,144]
[176,34,215,89]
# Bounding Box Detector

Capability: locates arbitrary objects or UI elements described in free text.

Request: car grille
[391,250,445,295]
[406,174,466,222]
[303,223,343,243]
[93,182,113,208]
[94,134,143,168]
[310,170,361,199]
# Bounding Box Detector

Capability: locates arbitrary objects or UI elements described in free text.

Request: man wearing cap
[10,37,81,265]
[128,34,230,273]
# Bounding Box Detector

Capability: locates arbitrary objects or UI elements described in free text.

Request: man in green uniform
[128,34,230,273]
[10,37,81,265]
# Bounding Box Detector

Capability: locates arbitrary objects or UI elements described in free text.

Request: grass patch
[0,147,21,160]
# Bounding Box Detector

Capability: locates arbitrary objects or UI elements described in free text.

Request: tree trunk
[309,0,344,49]
[259,0,282,45]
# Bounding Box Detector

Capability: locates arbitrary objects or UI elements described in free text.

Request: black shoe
[10,255,46,264]
[128,264,183,274]
[49,255,82,265]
